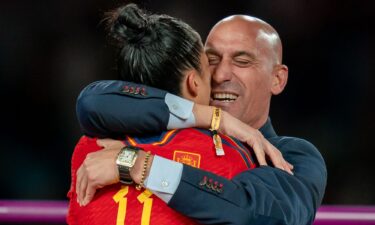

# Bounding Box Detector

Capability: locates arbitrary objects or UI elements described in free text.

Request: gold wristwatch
[116,146,141,184]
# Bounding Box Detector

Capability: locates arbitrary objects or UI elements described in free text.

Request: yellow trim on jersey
[127,136,137,146]
[151,130,177,146]
[126,130,177,146]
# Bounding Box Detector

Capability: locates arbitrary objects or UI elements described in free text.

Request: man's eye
[234,59,252,67]
[208,58,219,65]
[235,59,249,65]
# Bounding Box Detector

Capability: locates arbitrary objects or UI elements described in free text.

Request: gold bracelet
[210,107,221,131]
[136,151,151,190]
[210,107,225,156]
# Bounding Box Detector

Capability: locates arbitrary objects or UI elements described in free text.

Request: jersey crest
[173,150,201,168]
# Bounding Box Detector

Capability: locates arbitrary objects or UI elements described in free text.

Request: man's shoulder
[269,135,321,157]
[270,135,315,147]
[269,135,327,178]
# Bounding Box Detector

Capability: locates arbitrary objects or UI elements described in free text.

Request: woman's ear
[186,70,199,97]
[271,64,288,95]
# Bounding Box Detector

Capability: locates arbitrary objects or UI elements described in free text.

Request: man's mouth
[211,93,238,102]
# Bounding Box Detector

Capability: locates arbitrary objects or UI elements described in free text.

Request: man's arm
[168,138,326,225]
[77,80,196,137]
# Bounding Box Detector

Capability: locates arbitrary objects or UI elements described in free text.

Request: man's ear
[186,71,199,97]
[271,64,288,95]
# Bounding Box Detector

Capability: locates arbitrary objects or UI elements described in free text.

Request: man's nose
[212,60,233,85]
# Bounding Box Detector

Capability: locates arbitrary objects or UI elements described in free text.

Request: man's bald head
[208,15,283,66]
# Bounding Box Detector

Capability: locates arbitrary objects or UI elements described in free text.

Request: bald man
[75,15,327,225]
[207,16,286,129]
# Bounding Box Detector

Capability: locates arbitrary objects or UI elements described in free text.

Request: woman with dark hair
[108,3,209,100]
[68,3,289,225]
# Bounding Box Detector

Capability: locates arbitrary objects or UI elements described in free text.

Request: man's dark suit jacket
[76,80,327,225]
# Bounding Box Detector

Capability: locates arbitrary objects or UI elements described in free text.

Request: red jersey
[67,128,257,225]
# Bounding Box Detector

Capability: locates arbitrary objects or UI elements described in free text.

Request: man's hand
[220,111,294,174]
[76,139,125,206]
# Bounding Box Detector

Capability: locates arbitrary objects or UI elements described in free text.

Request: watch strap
[118,165,133,184]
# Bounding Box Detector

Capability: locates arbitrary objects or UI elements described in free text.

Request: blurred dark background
[0,0,374,206]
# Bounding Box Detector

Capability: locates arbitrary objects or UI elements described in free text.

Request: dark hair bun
[106,3,203,96]
[109,3,150,44]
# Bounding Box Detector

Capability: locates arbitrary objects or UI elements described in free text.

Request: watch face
[117,148,137,167]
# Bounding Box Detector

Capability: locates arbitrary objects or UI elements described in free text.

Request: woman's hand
[219,111,294,174]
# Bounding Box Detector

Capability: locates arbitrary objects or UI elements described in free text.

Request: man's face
[205,19,275,128]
